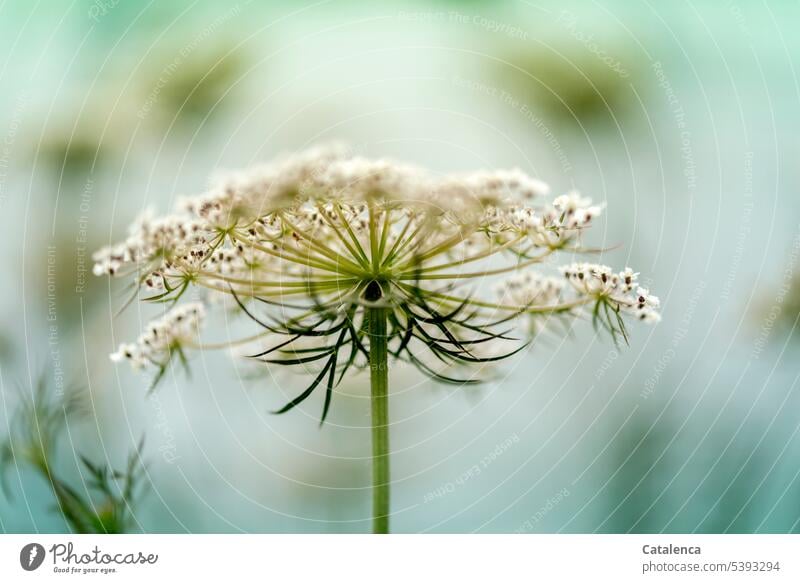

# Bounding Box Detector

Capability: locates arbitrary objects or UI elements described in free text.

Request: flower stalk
[367,297,390,534]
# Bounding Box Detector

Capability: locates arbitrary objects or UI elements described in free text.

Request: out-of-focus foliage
[146,49,247,123]
[0,374,147,534]
[39,127,107,181]
[492,46,639,126]
[778,275,800,338]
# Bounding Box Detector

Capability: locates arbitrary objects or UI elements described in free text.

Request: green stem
[367,299,390,534]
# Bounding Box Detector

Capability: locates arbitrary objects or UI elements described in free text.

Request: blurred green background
[1,0,799,533]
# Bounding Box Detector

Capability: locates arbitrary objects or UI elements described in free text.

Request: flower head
[110,303,205,384]
[97,144,660,419]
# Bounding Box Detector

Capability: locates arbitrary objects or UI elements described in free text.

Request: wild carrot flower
[94,143,660,533]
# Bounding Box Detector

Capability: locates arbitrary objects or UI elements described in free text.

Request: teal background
[0,0,799,533]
